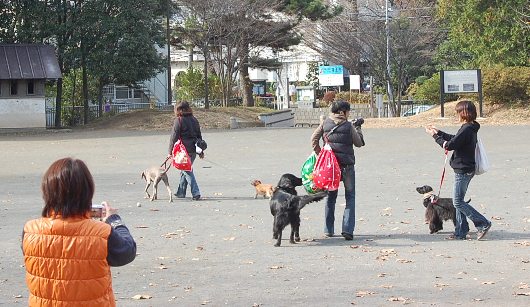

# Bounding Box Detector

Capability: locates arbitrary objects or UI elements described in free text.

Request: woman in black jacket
[426,100,491,240]
[168,101,204,200]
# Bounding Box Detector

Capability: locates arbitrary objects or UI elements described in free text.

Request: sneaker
[324,233,333,238]
[192,195,201,201]
[477,222,492,240]
[341,232,353,240]
[174,193,185,198]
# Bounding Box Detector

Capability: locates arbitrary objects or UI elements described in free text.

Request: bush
[335,91,371,104]
[322,91,336,103]
[482,66,530,105]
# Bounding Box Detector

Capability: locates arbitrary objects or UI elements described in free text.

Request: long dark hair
[41,158,94,218]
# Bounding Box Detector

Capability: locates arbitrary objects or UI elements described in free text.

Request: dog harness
[423,192,438,204]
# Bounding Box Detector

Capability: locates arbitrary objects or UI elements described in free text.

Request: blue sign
[319,65,343,75]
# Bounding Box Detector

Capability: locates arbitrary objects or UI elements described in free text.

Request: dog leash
[434,149,449,204]
[200,156,251,180]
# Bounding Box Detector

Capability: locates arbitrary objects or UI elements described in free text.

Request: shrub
[335,91,371,104]
[482,66,530,105]
[322,91,336,103]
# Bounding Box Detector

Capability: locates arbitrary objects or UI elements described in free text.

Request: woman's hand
[101,201,117,221]
[198,152,205,159]
[425,124,438,136]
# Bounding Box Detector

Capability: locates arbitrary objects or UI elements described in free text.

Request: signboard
[349,75,361,90]
[318,65,344,87]
[442,70,479,93]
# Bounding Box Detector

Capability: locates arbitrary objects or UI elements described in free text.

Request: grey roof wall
[0,44,62,80]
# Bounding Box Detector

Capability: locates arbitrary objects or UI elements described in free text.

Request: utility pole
[385,0,394,116]
[166,0,172,105]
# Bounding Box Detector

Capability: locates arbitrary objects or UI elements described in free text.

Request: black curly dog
[416,185,459,234]
[270,174,327,247]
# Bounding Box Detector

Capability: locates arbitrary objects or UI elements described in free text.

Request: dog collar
[423,192,438,204]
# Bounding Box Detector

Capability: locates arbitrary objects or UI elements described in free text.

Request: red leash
[434,150,449,203]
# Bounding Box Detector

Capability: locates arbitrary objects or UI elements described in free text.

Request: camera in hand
[91,203,104,219]
[352,117,364,127]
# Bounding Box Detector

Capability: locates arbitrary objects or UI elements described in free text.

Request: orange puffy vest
[23,216,114,307]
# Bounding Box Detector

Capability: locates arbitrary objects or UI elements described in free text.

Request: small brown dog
[141,164,173,202]
[251,179,274,199]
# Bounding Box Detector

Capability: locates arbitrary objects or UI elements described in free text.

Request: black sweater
[433,121,479,174]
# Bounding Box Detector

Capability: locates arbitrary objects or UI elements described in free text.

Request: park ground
[0,107,529,306]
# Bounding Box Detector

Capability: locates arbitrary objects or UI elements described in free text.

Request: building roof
[0,44,62,80]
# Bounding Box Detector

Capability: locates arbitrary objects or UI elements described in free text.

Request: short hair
[174,101,193,116]
[41,158,94,218]
[455,100,477,122]
[330,100,351,114]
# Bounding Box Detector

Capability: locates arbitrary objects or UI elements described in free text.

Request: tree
[303,0,440,116]
[436,0,529,68]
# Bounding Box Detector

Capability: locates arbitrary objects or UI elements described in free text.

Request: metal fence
[45,102,174,128]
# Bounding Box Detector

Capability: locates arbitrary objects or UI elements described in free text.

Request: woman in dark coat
[168,101,204,200]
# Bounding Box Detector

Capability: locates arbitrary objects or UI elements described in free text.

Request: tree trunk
[97,78,104,117]
[203,47,209,109]
[240,44,254,107]
[82,44,89,124]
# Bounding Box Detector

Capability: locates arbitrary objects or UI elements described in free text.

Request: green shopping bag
[301,152,321,194]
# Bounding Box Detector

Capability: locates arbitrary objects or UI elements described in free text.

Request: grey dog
[141,163,173,202]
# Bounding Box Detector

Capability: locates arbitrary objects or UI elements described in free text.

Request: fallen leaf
[473,298,484,301]
[514,292,530,296]
[396,259,413,263]
[350,245,361,249]
[482,281,495,285]
[381,285,393,289]
[269,265,284,269]
[223,237,236,241]
[149,208,159,211]
[435,283,450,288]
[356,290,376,297]
[132,294,152,300]
[201,300,211,305]
[518,283,529,289]
[135,225,149,229]
[13,295,22,298]
[195,246,204,251]
[388,296,409,302]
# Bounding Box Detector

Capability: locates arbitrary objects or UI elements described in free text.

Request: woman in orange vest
[22,157,137,306]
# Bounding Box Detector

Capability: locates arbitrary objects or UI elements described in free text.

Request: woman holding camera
[22,157,136,306]
[311,101,365,240]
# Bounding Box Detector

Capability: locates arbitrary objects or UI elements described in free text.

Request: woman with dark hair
[22,157,136,306]
[426,100,492,240]
[168,101,204,201]
[311,100,365,240]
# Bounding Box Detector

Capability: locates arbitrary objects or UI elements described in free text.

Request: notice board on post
[439,69,483,117]
[318,65,344,87]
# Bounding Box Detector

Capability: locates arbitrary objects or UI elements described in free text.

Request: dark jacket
[168,114,202,155]
[433,121,479,173]
[311,113,365,167]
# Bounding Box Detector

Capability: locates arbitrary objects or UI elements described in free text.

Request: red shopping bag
[312,144,341,191]
[172,139,192,171]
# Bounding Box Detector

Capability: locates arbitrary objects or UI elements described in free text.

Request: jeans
[324,165,355,236]
[453,172,490,238]
[176,153,201,198]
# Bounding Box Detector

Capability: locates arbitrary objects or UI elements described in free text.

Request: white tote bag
[475,138,490,175]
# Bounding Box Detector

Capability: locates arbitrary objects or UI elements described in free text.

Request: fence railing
[45,102,173,128]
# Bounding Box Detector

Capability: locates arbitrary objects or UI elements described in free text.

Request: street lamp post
[385,0,394,116]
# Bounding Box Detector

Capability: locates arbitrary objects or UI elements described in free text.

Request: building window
[115,86,129,99]
[10,80,17,95]
[27,80,35,95]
